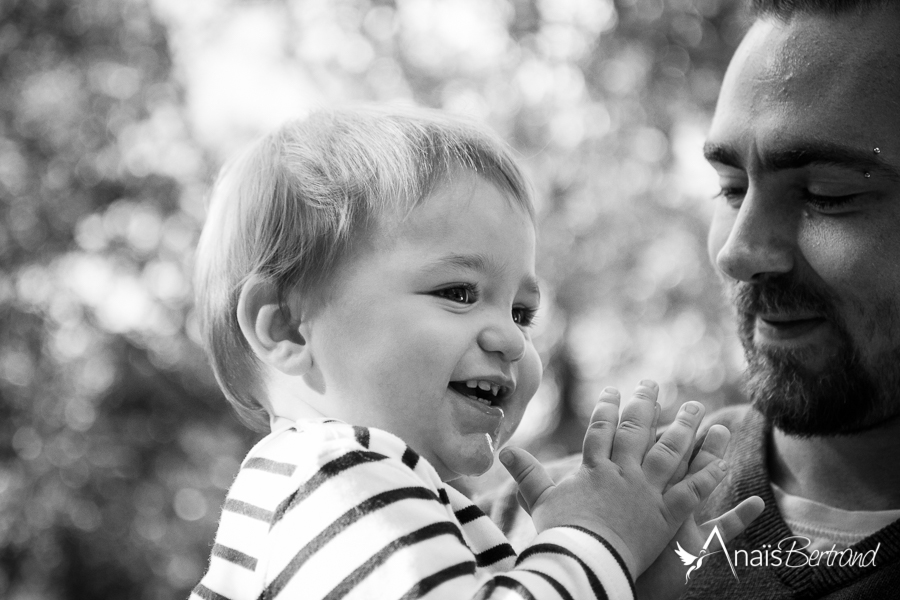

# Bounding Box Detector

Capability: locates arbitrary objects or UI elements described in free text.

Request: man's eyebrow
[703,143,742,170]
[765,143,900,178]
[704,141,900,180]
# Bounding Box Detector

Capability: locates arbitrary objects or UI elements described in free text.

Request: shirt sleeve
[193,429,635,600]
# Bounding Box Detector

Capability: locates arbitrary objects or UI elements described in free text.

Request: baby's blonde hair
[194,106,534,430]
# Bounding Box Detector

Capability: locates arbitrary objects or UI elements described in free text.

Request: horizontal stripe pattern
[323,521,465,600]
[519,543,608,600]
[495,575,537,600]
[223,498,273,523]
[270,450,387,528]
[520,569,574,600]
[243,457,296,477]
[192,583,232,600]
[517,527,635,600]
[352,425,370,448]
[397,561,476,600]
[193,419,633,600]
[402,445,420,470]
[212,543,258,571]
[477,543,518,567]
[456,504,487,524]
[261,486,441,598]
[562,525,635,599]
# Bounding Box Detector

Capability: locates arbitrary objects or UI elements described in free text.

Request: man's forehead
[734,11,899,101]
[707,7,900,167]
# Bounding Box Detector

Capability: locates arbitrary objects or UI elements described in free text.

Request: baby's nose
[477,319,526,362]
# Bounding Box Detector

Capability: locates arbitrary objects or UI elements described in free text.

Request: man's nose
[715,191,795,282]
[477,315,526,363]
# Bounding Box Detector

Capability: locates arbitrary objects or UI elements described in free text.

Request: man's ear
[236,276,312,376]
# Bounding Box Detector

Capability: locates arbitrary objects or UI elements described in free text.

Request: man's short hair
[194,106,534,430]
[750,0,894,18]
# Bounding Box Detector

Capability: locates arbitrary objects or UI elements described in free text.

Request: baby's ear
[237,276,311,376]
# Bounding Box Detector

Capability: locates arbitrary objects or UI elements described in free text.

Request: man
[484,1,900,597]
[685,0,900,596]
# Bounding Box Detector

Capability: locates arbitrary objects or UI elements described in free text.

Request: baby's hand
[499,381,726,578]
[636,424,765,600]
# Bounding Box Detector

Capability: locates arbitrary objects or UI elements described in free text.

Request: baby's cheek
[497,346,543,446]
[521,345,543,404]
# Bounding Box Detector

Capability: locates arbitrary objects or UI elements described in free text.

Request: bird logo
[675,543,721,583]
[673,525,739,584]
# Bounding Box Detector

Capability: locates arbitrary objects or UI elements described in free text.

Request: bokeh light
[0,0,752,596]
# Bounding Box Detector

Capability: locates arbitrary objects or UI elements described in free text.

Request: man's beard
[733,275,900,437]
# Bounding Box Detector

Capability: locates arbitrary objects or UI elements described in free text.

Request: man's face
[705,8,900,436]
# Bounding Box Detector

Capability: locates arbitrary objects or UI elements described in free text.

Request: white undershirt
[771,482,900,552]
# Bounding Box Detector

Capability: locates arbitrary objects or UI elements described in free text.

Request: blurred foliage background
[0,0,753,597]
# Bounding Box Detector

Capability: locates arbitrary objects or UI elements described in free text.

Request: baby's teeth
[477,381,491,391]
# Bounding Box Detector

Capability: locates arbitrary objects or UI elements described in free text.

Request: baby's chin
[433,413,526,481]
[494,413,525,450]
[438,434,497,481]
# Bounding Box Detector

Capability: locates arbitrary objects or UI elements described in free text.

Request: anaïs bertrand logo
[674,528,880,583]
[674,525,739,584]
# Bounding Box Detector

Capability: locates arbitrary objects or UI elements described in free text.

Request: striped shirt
[192,418,635,600]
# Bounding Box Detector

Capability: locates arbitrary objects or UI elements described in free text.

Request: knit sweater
[192,418,636,600]
[682,406,900,599]
[480,407,900,599]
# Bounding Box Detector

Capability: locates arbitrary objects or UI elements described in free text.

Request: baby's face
[303,171,542,481]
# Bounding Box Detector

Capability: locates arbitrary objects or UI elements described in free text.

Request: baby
[192,106,757,600]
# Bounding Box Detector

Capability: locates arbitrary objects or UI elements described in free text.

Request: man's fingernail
[602,387,620,396]
[718,460,728,471]
[639,379,658,390]
[683,402,700,415]
[499,449,514,467]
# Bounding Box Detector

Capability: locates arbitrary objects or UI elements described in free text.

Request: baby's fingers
[699,496,765,549]
[582,388,621,467]
[610,381,659,466]
[665,424,730,491]
[499,447,555,513]
[688,425,730,475]
[662,458,727,525]
[515,490,530,515]
[643,401,706,489]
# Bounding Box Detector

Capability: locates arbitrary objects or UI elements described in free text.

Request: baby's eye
[434,285,478,304]
[512,306,538,327]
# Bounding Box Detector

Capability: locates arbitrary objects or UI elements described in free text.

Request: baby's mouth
[448,380,505,407]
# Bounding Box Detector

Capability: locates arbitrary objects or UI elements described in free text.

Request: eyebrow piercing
[873,147,881,154]
[864,172,871,178]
